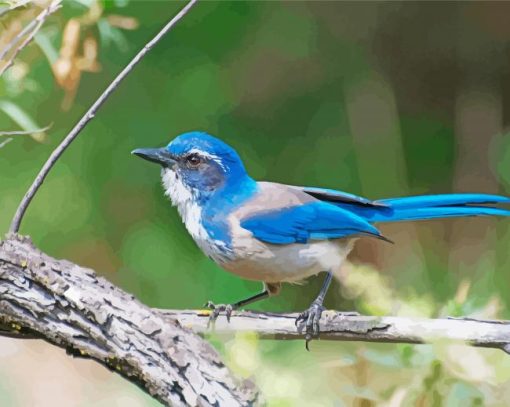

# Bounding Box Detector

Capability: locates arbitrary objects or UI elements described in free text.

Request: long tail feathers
[370,194,510,223]
[377,193,510,208]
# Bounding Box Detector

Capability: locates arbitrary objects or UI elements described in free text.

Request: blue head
[133,131,253,206]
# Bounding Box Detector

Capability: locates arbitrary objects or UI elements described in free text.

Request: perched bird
[133,131,510,348]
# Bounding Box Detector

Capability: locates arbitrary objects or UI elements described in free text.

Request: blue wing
[242,184,510,245]
[240,201,386,245]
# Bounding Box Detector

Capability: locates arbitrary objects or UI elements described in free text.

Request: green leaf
[34,30,59,65]
[97,17,128,51]
[0,100,46,142]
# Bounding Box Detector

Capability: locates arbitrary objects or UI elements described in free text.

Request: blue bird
[133,131,510,347]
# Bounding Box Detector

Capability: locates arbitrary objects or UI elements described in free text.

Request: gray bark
[0,235,259,407]
[2,234,510,407]
[162,310,510,354]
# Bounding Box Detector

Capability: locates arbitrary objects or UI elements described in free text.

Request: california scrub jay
[133,131,510,347]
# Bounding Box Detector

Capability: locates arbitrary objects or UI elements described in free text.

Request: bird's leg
[205,282,280,327]
[296,271,333,350]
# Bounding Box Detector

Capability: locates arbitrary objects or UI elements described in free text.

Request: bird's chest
[162,169,233,262]
[178,201,208,244]
[178,200,234,263]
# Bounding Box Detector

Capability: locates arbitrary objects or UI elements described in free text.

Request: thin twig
[161,309,510,354]
[9,0,199,234]
[0,138,13,148]
[0,124,51,136]
[0,1,61,76]
[0,0,33,19]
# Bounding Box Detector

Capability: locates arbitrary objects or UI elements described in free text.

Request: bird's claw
[204,301,235,328]
[295,302,325,351]
[295,309,361,350]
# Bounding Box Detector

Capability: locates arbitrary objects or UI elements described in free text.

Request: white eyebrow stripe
[187,148,215,159]
[187,148,225,170]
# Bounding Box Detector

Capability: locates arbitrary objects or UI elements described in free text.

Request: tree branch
[2,234,510,406]
[9,0,199,234]
[161,310,510,354]
[0,235,259,406]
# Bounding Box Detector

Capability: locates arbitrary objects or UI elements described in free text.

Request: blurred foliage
[2,0,510,405]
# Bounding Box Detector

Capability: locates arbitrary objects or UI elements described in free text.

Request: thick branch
[9,0,198,234]
[161,310,510,354]
[2,235,510,405]
[0,235,259,407]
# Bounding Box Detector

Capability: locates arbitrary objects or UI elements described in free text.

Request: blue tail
[369,194,510,223]
[299,187,510,223]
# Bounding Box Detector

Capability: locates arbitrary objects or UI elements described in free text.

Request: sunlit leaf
[77,35,100,72]
[106,14,138,30]
[52,18,80,88]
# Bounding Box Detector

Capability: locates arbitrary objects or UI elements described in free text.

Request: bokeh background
[2,0,510,405]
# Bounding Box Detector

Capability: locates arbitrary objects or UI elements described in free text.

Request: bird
[132,131,510,348]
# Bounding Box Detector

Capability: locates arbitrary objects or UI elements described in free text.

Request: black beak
[131,147,176,168]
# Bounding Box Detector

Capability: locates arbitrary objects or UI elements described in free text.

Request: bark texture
[2,234,510,407]
[163,310,510,354]
[0,235,259,407]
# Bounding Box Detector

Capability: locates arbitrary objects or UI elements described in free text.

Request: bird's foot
[204,301,236,328]
[295,301,325,351]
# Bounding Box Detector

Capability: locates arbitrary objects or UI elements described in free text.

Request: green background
[2,1,510,405]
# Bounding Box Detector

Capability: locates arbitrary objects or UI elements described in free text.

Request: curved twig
[9,0,199,234]
[0,138,13,148]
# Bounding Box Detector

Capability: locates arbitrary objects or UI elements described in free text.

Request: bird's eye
[186,154,202,168]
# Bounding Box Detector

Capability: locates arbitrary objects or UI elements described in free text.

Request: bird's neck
[162,167,255,207]
[161,169,256,261]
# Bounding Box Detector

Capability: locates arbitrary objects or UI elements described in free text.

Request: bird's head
[132,131,251,205]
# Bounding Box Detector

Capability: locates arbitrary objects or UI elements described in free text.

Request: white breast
[161,168,232,262]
